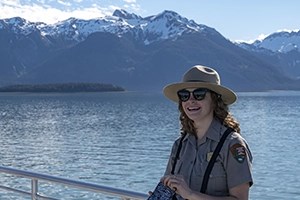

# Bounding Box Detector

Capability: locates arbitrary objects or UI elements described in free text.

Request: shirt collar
[184,117,225,143]
[205,117,224,142]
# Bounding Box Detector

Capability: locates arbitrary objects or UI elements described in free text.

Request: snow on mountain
[246,30,300,53]
[140,10,207,44]
[0,17,45,35]
[236,30,300,80]
[39,16,133,42]
[0,9,212,45]
[2,10,298,53]
[1,9,299,90]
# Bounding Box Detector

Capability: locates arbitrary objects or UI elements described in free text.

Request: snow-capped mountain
[254,30,300,53]
[237,30,300,79]
[238,30,300,53]
[0,9,299,91]
[0,9,214,45]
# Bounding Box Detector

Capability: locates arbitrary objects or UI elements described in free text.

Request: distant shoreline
[0,83,125,93]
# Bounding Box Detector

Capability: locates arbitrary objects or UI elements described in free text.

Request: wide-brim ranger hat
[163,65,237,105]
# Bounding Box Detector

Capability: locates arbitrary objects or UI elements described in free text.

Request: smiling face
[181,88,215,126]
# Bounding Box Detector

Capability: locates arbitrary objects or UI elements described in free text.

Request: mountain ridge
[0,9,299,91]
[237,29,300,80]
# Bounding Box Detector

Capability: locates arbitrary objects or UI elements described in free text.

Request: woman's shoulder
[220,129,250,150]
[171,132,187,147]
[225,129,246,142]
[225,130,252,158]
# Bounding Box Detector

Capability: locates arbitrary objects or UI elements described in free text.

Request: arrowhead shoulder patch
[230,143,246,163]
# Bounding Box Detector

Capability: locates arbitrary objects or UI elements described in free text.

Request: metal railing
[0,166,148,200]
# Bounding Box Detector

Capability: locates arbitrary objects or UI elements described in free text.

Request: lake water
[0,91,299,200]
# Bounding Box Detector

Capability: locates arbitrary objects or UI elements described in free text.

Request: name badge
[207,152,213,162]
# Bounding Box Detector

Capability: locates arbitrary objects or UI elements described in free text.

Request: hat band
[185,80,206,82]
[185,80,218,84]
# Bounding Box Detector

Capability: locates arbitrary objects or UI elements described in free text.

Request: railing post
[31,179,38,200]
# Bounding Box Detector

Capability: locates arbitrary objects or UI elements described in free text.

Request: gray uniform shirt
[164,118,253,196]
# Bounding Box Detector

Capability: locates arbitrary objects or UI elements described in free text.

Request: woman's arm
[163,175,250,200]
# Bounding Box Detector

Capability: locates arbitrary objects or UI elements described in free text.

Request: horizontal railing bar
[0,184,31,196]
[0,166,148,200]
[0,184,59,200]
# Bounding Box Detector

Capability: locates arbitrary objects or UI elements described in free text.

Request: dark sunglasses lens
[193,89,207,100]
[177,90,190,102]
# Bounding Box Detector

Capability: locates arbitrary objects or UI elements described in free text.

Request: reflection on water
[0,91,299,199]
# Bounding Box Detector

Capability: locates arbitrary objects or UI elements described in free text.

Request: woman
[161,65,253,200]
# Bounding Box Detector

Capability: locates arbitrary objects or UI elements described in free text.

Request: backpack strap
[171,132,186,175]
[200,127,233,193]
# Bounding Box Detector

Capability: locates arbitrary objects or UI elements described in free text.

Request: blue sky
[0,0,299,42]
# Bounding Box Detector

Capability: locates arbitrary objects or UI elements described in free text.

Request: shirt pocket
[207,160,228,195]
[190,160,206,191]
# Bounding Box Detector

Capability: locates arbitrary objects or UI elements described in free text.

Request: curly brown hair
[178,92,240,135]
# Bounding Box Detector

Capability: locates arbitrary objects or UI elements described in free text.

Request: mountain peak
[4,16,27,25]
[158,10,181,18]
[0,17,27,30]
[150,10,183,22]
[112,9,141,20]
[253,29,300,53]
[0,16,44,34]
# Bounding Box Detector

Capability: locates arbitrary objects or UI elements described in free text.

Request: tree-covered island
[0,83,125,93]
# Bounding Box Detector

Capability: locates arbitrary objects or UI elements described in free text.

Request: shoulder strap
[200,127,233,193]
[171,132,186,175]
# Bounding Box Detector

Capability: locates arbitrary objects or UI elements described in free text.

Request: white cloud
[124,3,140,12]
[0,1,115,23]
[57,0,72,7]
[108,5,121,11]
[0,0,21,7]
[122,0,140,12]
[123,0,136,3]
[0,0,143,23]
[36,0,46,4]
[257,34,268,41]
[235,33,268,44]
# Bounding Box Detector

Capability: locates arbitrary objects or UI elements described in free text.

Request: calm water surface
[0,91,299,199]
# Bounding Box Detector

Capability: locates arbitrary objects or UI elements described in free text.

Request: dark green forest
[0,83,125,92]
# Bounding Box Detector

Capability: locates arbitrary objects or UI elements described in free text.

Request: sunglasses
[177,88,210,102]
